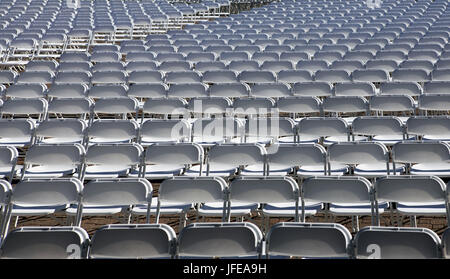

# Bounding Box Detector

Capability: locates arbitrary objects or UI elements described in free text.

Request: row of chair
[0,174,448,238]
[1,222,450,259]
[1,139,449,184]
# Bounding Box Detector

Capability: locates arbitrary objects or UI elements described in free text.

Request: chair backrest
[35,119,86,143]
[374,175,447,206]
[352,116,404,137]
[354,226,442,259]
[177,222,263,258]
[88,119,138,143]
[192,117,243,142]
[328,141,389,166]
[0,226,90,259]
[207,143,266,169]
[88,224,176,259]
[297,117,348,138]
[369,95,415,113]
[1,98,47,120]
[322,96,368,114]
[140,119,190,144]
[85,143,143,168]
[144,143,203,166]
[81,178,152,221]
[244,117,296,139]
[301,176,373,221]
[406,116,450,138]
[93,97,139,119]
[392,141,450,164]
[265,222,352,258]
[276,96,322,115]
[24,144,85,169]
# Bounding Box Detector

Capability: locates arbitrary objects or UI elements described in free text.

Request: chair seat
[297,163,348,176]
[329,202,388,215]
[198,201,258,217]
[23,166,76,178]
[410,162,450,177]
[0,138,32,147]
[372,135,411,146]
[66,205,125,216]
[83,165,130,178]
[184,163,237,177]
[231,136,273,144]
[354,162,406,177]
[262,202,322,217]
[241,163,292,176]
[38,138,84,144]
[423,135,450,142]
[88,137,134,144]
[192,136,226,145]
[11,204,69,216]
[323,135,368,146]
[396,202,447,215]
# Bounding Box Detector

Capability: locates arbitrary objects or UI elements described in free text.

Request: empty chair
[90,52,121,63]
[88,224,176,259]
[159,61,191,72]
[46,84,88,99]
[3,178,84,234]
[297,117,355,146]
[66,178,153,224]
[217,176,303,223]
[209,83,249,98]
[60,52,89,62]
[88,85,127,99]
[139,119,190,145]
[391,141,450,176]
[365,60,399,72]
[314,70,351,83]
[334,82,376,97]
[193,143,266,177]
[279,52,309,64]
[126,61,158,72]
[35,119,86,145]
[165,71,202,84]
[0,119,35,147]
[400,60,434,73]
[300,176,377,230]
[57,62,92,73]
[260,61,293,72]
[0,226,89,259]
[375,51,407,63]
[91,71,127,85]
[87,119,139,144]
[250,83,291,98]
[53,71,91,85]
[195,61,227,72]
[354,226,441,259]
[277,70,313,83]
[16,71,53,84]
[369,95,415,116]
[190,118,243,146]
[322,96,368,117]
[92,98,139,120]
[21,144,85,179]
[392,69,430,82]
[265,222,352,258]
[47,98,93,120]
[431,69,450,81]
[343,51,374,63]
[167,83,207,98]
[227,60,260,72]
[177,222,263,258]
[419,95,450,114]
[423,81,450,95]
[0,71,17,85]
[330,61,364,72]
[128,71,164,84]
[292,82,332,97]
[352,116,407,146]
[373,176,449,227]
[141,98,188,117]
[296,60,328,73]
[352,69,389,83]
[25,60,58,72]
[83,143,143,179]
[201,70,238,84]
[328,141,402,177]
[125,52,155,63]
[142,176,228,226]
[406,116,450,141]
[276,96,322,117]
[238,71,276,84]
[233,97,275,117]
[5,84,46,99]
[137,143,203,179]
[127,83,167,99]
[380,82,422,96]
